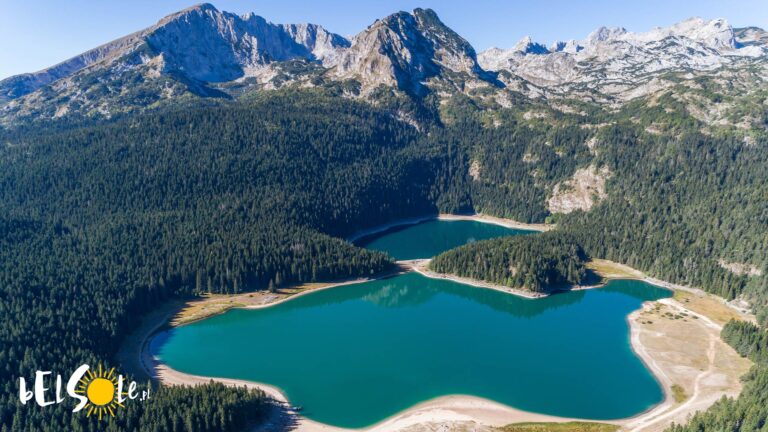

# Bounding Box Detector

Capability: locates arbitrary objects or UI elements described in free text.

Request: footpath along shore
[122,214,754,432]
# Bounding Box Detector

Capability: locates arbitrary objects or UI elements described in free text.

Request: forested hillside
[0,90,450,430]
[429,233,590,293]
[0,84,766,431]
[435,95,768,324]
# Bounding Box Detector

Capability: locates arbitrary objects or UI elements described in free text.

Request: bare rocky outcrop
[2,5,768,125]
[0,3,350,122]
[478,17,768,101]
[468,160,481,181]
[1,3,348,98]
[548,165,612,214]
[719,259,763,276]
[333,8,486,95]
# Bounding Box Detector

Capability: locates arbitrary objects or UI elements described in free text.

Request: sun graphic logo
[19,363,150,419]
[75,365,127,420]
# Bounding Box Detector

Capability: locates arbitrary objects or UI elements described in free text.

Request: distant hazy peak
[513,36,550,54]
[585,26,628,44]
[550,40,583,54]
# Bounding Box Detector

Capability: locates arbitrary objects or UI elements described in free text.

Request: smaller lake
[355,219,532,260]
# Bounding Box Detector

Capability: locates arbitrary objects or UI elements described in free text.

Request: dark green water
[355,219,532,259]
[158,274,670,428]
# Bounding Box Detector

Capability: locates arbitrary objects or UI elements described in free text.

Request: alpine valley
[1,3,767,432]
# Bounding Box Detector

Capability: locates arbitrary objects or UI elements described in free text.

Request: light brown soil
[673,290,756,326]
[587,259,646,280]
[620,299,752,432]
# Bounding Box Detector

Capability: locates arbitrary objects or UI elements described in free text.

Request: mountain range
[1,3,767,125]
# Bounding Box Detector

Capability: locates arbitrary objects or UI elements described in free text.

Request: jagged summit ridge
[334,8,485,94]
[0,3,349,100]
[1,5,767,124]
[477,16,767,99]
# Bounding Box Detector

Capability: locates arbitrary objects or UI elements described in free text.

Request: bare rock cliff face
[334,8,484,94]
[548,165,612,214]
[0,3,349,99]
[1,4,767,124]
[0,3,350,122]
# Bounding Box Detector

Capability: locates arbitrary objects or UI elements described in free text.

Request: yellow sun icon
[75,364,126,420]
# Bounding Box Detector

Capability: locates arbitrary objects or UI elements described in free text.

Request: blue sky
[1,0,766,79]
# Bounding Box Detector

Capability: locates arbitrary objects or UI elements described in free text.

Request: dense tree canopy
[0,87,766,431]
[430,232,590,293]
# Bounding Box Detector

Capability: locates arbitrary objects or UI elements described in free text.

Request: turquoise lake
[157,220,671,428]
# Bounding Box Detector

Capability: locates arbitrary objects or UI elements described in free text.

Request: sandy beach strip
[346,213,553,243]
[620,298,752,432]
[436,213,554,232]
[404,258,548,299]
[145,334,607,432]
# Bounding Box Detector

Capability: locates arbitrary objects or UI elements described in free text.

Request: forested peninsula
[429,233,590,293]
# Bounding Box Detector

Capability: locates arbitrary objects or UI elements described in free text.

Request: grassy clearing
[171,281,339,326]
[672,384,688,403]
[586,259,645,280]
[498,422,620,432]
[673,290,749,326]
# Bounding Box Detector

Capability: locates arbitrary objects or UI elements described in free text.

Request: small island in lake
[429,232,592,294]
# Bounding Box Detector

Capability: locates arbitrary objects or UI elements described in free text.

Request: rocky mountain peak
[1,6,767,125]
[513,36,550,54]
[585,26,628,45]
[334,8,483,95]
[550,39,583,54]
[146,5,351,82]
[478,16,766,101]
[615,17,736,49]
[735,26,768,47]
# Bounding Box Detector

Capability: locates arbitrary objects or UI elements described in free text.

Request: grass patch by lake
[672,290,747,326]
[586,259,645,280]
[671,384,688,403]
[498,422,620,432]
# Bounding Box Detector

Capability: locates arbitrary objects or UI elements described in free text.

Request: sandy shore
[125,217,753,432]
[346,213,553,243]
[436,213,554,232]
[404,259,548,299]
[620,298,752,432]
[145,335,602,432]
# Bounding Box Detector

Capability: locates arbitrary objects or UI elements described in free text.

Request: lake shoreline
[405,258,549,299]
[141,282,752,432]
[405,258,611,300]
[346,212,553,243]
[144,334,624,431]
[137,272,750,432]
[129,215,753,431]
